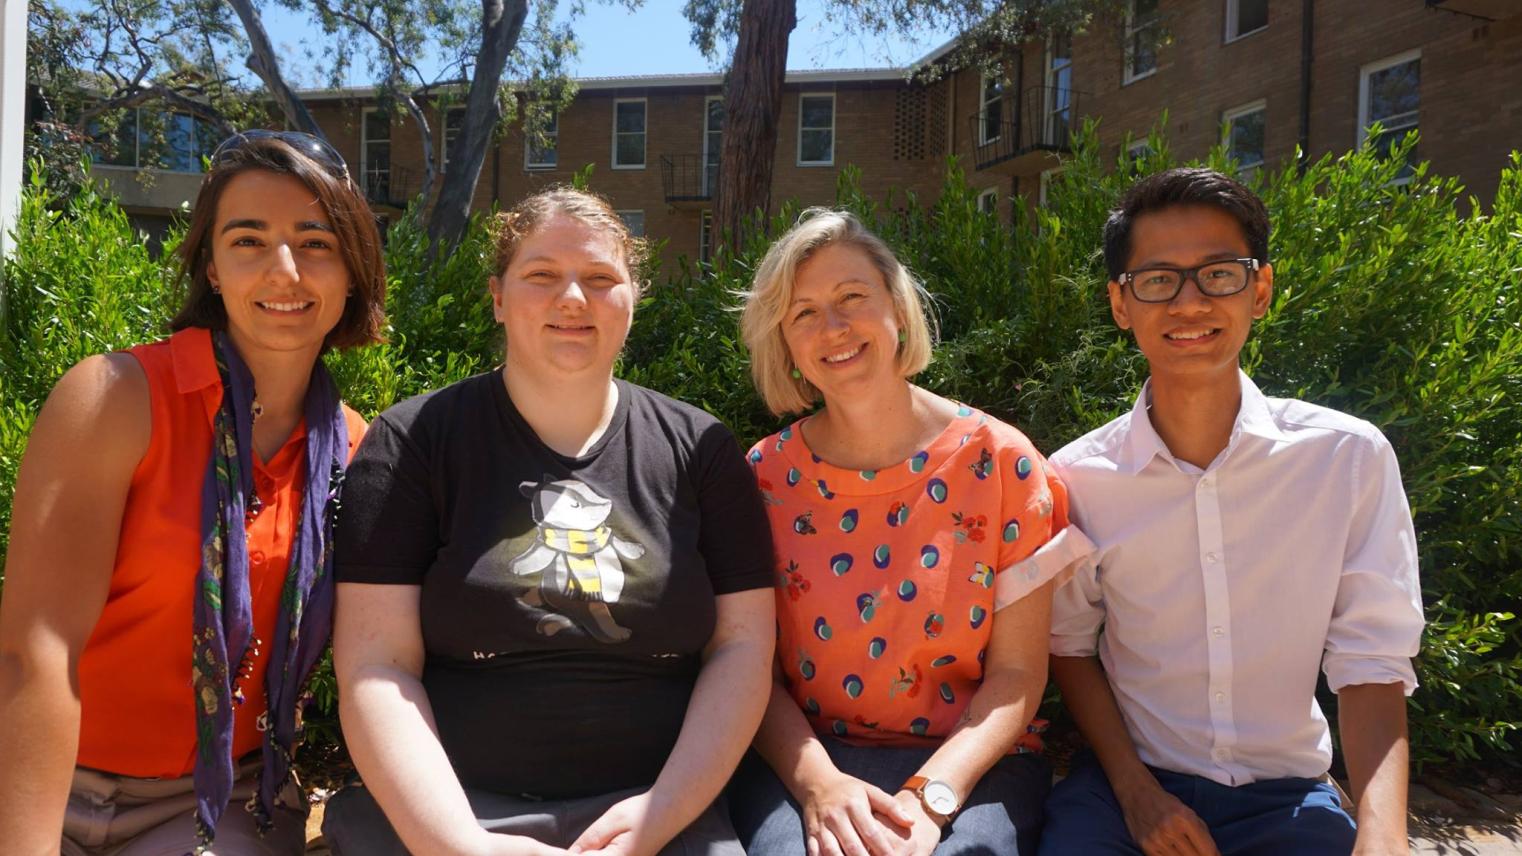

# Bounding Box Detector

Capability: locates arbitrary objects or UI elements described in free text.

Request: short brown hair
[491,187,649,296]
[170,134,387,350]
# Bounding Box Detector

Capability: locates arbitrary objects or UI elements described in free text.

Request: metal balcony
[362,164,417,209]
[661,154,718,209]
[969,86,1087,175]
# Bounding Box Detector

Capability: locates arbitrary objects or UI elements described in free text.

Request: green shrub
[1,131,1518,773]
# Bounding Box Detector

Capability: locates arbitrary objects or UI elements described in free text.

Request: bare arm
[333,582,567,856]
[1338,682,1409,855]
[1049,655,1219,856]
[0,355,149,855]
[572,588,775,856]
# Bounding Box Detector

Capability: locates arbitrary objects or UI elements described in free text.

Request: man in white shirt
[1038,168,1424,856]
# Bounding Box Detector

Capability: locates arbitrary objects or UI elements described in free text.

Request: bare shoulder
[32,352,151,467]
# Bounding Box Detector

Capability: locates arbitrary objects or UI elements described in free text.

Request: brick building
[87,0,1521,266]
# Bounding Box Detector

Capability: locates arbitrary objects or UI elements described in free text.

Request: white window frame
[978,71,1004,146]
[1222,99,1267,173]
[1224,0,1268,43]
[976,187,999,215]
[702,95,723,196]
[1127,139,1153,161]
[1358,49,1421,184]
[361,107,392,199]
[699,209,713,263]
[1124,0,1161,86]
[441,105,466,171]
[616,209,645,237]
[524,109,558,171]
[1039,167,1064,208]
[796,92,836,167]
[612,98,647,170]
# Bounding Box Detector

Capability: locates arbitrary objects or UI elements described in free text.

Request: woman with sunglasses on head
[728,210,1093,856]
[0,131,386,855]
[322,187,775,856]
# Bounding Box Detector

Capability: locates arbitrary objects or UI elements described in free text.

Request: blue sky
[260,0,956,85]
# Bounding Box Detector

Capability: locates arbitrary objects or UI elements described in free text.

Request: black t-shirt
[336,372,774,799]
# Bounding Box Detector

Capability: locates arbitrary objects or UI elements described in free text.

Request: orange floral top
[748,405,1089,749]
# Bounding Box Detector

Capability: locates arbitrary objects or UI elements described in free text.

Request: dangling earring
[790,367,803,380]
[897,330,906,344]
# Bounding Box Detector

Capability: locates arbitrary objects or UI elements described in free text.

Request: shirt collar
[168,326,220,394]
[1117,369,1288,475]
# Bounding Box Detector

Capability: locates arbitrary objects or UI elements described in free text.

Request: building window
[1124,0,1161,84]
[88,107,140,167]
[613,98,647,169]
[362,109,392,201]
[703,96,723,196]
[1039,167,1064,208]
[159,113,216,172]
[978,71,1005,145]
[442,106,465,170]
[1359,50,1420,183]
[976,187,999,215]
[798,93,835,166]
[700,210,713,263]
[1044,35,1074,147]
[1223,100,1266,174]
[1225,0,1268,42]
[617,210,645,237]
[525,109,558,170]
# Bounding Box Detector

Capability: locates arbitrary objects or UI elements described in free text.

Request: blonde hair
[740,208,936,416]
[491,186,650,297]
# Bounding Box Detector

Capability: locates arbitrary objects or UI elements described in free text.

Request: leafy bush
[2,129,1519,773]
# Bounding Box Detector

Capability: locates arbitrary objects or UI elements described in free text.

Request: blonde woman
[325,188,776,856]
[730,209,1092,856]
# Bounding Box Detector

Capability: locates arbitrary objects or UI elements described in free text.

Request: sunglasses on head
[210,130,351,183]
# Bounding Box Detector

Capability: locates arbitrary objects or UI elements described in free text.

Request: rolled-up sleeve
[1323,433,1425,694]
[994,451,1096,610]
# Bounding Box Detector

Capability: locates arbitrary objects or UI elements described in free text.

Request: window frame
[702,95,723,196]
[978,71,1005,146]
[524,108,559,171]
[1357,49,1421,185]
[1123,0,1161,86]
[361,107,392,201]
[1224,0,1269,43]
[796,92,836,167]
[976,187,1000,215]
[1039,167,1064,208]
[1043,35,1075,147]
[616,209,645,238]
[441,105,466,171]
[1222,98,1267,174]
[611,97,648,170]
[700,209,713,263]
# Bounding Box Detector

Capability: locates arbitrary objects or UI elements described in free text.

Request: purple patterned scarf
[190,331,347,850]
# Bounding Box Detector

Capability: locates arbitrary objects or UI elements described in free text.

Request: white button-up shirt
[1050,371,1424,786]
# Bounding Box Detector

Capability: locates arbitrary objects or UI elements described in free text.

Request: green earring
[898,330,906,343]
[790,367,803,380]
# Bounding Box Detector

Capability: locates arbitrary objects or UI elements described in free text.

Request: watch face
[924,781,959,815]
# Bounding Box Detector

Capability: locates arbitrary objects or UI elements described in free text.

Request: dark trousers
[323,782,743,856]
[728,738,1051,855]
[1039,751,1356,856]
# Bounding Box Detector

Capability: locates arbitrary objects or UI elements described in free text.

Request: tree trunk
[226,0,325,139]
[424,0,528,255]
[714,0,796,255]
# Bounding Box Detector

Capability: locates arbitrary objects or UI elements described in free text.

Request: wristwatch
[901,775,960,821]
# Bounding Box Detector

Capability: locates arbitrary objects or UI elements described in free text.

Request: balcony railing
[661,154,718,204]
[969,86,1087,172]
[362,165,417,209]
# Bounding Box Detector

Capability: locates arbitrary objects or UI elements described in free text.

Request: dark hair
[1102,167,1271,281]
[170,134,387,350]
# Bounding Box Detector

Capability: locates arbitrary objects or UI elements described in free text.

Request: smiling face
[205,170,352,363]
[1108,204,1273,384]
[781,242,904,405]
[491,214,635,381]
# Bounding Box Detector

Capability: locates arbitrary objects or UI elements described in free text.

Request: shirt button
[1215,692,1226,703]
[1205,552,1220,564]
[1212,626,1225,637]
[250,550,266,566]
[1199,476,1213,488]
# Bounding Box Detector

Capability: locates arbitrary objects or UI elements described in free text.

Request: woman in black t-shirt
[324,188,777,856]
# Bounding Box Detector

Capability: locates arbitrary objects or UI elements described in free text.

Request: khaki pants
[62,761,306,856]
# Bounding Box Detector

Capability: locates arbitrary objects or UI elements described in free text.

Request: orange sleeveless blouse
[75,327,364,778]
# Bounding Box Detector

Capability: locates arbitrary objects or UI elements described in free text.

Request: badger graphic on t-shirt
[511,477,646,643]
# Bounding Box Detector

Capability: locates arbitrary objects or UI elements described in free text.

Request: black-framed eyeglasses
[210,130,351,183]
[1118,258,1261,303]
